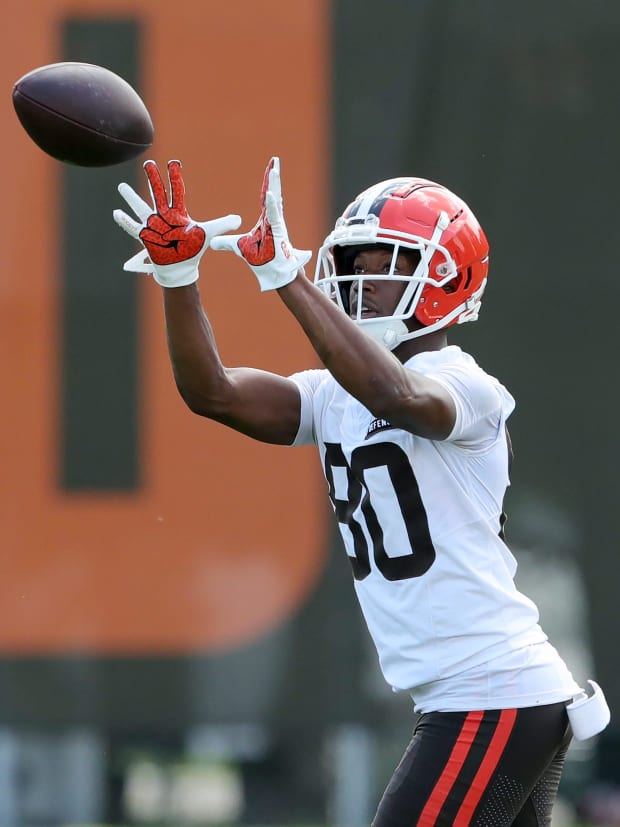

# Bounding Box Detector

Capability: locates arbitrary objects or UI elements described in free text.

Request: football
[12,62,154,167]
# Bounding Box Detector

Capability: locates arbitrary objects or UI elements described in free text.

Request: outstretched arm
[162,283,302,444]
[212,158,456,441]
[276,274,455,440]
[114,160,303,445]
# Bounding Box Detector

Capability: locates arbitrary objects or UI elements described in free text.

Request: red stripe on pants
[455,708,518,825]
[418,711,484,826]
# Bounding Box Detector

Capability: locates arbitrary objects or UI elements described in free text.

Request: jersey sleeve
[287,368,325,446]
[432,363,515,447]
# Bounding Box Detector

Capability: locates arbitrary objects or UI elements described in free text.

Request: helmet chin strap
[360,283,487,351]
[359,318,409,351]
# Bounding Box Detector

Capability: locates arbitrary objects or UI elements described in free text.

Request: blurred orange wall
[1,0,329,653]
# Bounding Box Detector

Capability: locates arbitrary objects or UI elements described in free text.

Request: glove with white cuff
[113,160,242,287]
[210,156,311,291]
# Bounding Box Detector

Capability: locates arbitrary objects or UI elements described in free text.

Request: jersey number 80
[324,442,436,582]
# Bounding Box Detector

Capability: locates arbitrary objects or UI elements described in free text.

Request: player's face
[349,247,419,319]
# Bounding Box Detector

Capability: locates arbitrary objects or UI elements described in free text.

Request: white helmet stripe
[346,179,411,220]
[353,181,394,218]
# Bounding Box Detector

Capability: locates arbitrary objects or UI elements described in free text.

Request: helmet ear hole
[440,266,472,296]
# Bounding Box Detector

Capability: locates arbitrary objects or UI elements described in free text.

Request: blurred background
[2,0,620,825]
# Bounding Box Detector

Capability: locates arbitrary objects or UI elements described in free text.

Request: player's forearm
[162,284,231,415]
[162,284,302,443]
[278,274,412,418]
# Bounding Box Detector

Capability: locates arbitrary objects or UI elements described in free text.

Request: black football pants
[372,702,572,827]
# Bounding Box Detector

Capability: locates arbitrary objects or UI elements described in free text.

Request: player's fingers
[162,226,194,242]
[123,248,154,273]
[204,214,243,239]
[117,183,152,222]
[144,160,170,211]
[210,233,243,254]
[161,226,207,251]
[259,157,276,208]
[264,191,284,233]
[146,214,173,235]
[113,207,142,239]
[139,227,170,247]
[167,161,186,212]
[267,156,282,207]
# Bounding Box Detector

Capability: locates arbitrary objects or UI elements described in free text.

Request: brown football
[12,62,154,167]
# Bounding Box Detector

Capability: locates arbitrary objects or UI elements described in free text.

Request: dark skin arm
[277,273,456,440]
[162,283,302,445]
[131,158,454,443]
[163,271,456,444]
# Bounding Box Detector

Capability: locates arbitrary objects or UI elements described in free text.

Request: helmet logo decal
[281,240,292,259]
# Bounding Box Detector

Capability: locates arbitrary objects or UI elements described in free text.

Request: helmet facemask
[315,210,462,350]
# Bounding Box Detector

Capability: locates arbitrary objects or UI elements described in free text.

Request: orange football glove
[210,157,311,291]
[114,160,241,287]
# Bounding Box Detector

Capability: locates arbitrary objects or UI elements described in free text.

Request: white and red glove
[210,157,311,291]
[113,160,242,287]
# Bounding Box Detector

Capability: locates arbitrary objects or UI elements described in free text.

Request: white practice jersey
[290,346,580,712]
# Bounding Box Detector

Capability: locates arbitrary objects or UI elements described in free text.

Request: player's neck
[394,330,448,363]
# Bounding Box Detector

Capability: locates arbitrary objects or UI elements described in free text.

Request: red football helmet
[314,177,489,349]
